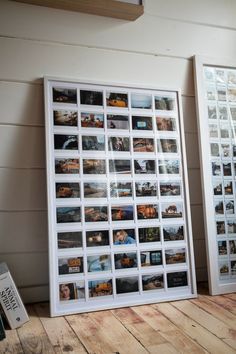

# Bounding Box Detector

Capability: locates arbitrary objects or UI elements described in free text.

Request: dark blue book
[0,314,5,341]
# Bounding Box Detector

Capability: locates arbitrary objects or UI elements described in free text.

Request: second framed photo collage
[44,78,196,316]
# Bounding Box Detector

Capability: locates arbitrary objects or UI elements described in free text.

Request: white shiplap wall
[1,0,234,302]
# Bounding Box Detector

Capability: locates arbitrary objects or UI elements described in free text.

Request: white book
[0,263,29,329]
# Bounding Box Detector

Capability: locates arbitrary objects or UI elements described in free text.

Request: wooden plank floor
[1,286,236,354]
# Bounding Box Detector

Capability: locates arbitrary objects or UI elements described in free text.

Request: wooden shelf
[12,0,144,21]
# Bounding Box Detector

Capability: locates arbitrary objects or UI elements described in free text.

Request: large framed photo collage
[44,78,196,316]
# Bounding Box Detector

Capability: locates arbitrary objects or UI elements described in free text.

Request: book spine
[0,314,6,341]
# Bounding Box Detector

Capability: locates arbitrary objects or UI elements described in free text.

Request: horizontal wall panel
[190,205,205,241]
[0,211,48,253]
[19,284,49,304]
[182,96,197,134]
[0,169,47,210]
[0,125,45,168]
[187,169,203,205]
[185,133,200,169]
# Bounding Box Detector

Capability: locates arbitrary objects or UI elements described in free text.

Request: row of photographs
[207,103,236,121]
[55,158,181,175]
[204,67,236,86]
[57,226,185,249]
[58,248,187,276]
[206,86,236,102]
[213,179,235,196]
[59,271,188,301]
[53,134,179,154]
[216,219,236,236]
[53,111,178,132]
[210,142,236,158]
[52,87,176,111]
[55,181,182,199]
[209,123,236,140]
[214,199,235,216]
[218,239,236,256]
[56,203,184,224]
[219,261,236,278]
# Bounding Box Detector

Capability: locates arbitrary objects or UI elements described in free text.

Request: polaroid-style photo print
[216,69,226,84]
[116,276,139,294]
[55,158,79,174]
[111,205,134,221]
[110,182,133,198]
[231,261,236,276]
[167,271,188,288]
[207,104,217,120]
[219,262,229,277]
[215,201,224,215]
[230,106,236,121]
[228,70,236,85]
[114,253,137,269]
[156,117,176,131]
[132,116,153,131]
[54,134,78,150]
[56,207,81,223]
[221,144,231,158]
[165,248,186,265]
[138,227,160,243]
[86,230,110,247]
[227,221,236,234]
[134,159,156,174]
[161,202,183,219]
[142,274,164,291]
[213,180,222,196]
[107,115,129,130]
[209,124,219,138]
[225,200,234,215]
[81,113,104,128]
[82,135,105,151]
[204,67,215,81]
[220,124,230,139]
[106,92,128,108]
[108,136,130,152]
[206,84,217,101]
[84,182,107,198]
[131,93,152,109]
[210,143,220,157]
[133,138,154,153]
[135,181,157,197]
[229,240,236,254]
[53,110,78,126]
[217,86,227,101]
[160,181,181,197]
[212,161,221,176]
[109,159,131,174]
[137,204,158,220]
[140,250,162,267]
[155,96,175,111]
[218,240,227,256]
[84,206,108,222]
[158,159,180,175]
[89,279,113,297]
[57,231,82,249]
[58,257,83,275]
[87,254,111,272]
[216,221,225,235]
[163,225,184,241]
[53,87,77,104]
[59,283,78,301]
[80,90,103,106]
[228,88,236,102]
[157,139,178,154]
[233,145,236,157]
[224,181,233,195]
[113,229,136,245]
[218,105,228,120]
[83,159,106,175]
[223,162,232,176]
[56,183,80,198]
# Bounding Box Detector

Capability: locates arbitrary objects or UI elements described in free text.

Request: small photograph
[137,204,158,220]
[134,159,156,174]
[133,138,154,153]
[132,116,153,131]
[221,143,231,158]
[231,261,236,275]
[82,135,105,151]
[210,143,219,157]
[55,159,80,174]
[167,271,188,288]
[140,250,162,267]
[161,203,183,219]
[138,227,160,243]
[157,139,178,153]
[230,106,236,121]
[108,136,130,152]
[165,248,186,265]
[204,67,215,81]
[227,221,236,234]
[156,117,176,131]
[225,200,234,215]
[207,105,217,119]
[218,105,228,120]
[114,252,137,269]
[216,221,225,235]
[84,206,108,222]
[131,93,152,109]
[215,200,224,215]
[216,69,226,84]
[56,183,80,198]
[58,257,83,275]
[110,182,133,198]
[160,181,181,197]
[142,274,164,291]
[80,90,103,106]
[113,229,136,245]
[54,134,78,150]
[206,84,216,100]
[155,96,175,111]
[233,145,236,157]
[224,180,233,195]
[56,207,81,223]
[87,255,111,272]
[228,71,236,85]
[229,240,236,254]
[57,231,82,249]
[107,114,129,130]
[163,225,184,241]
[212,161,221,176]
[158,159,180,174]
[116,276,139,294]
[220,125,230,139]
[106,92,128,108]
[84,182,107,198]
[228,88,236,102]
[53,87,77,104]
[83,159,106,175]
[53,110,78,126]
[135,181,157,197]
[59,283,78,301]
[81,113,104,128]
[219,262,229,277]
[223,162,232,176]
[217,87,227,101]
[111,205,134,221]
[218,240,227,256]
[213,180,222,196]
[109,159,131,174]
[86,230,110,247]
[89,279,113,297]
[209,124,218,138]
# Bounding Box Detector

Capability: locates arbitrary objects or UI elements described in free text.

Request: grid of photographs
[45,80,196,315]
[204,66,236,282]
